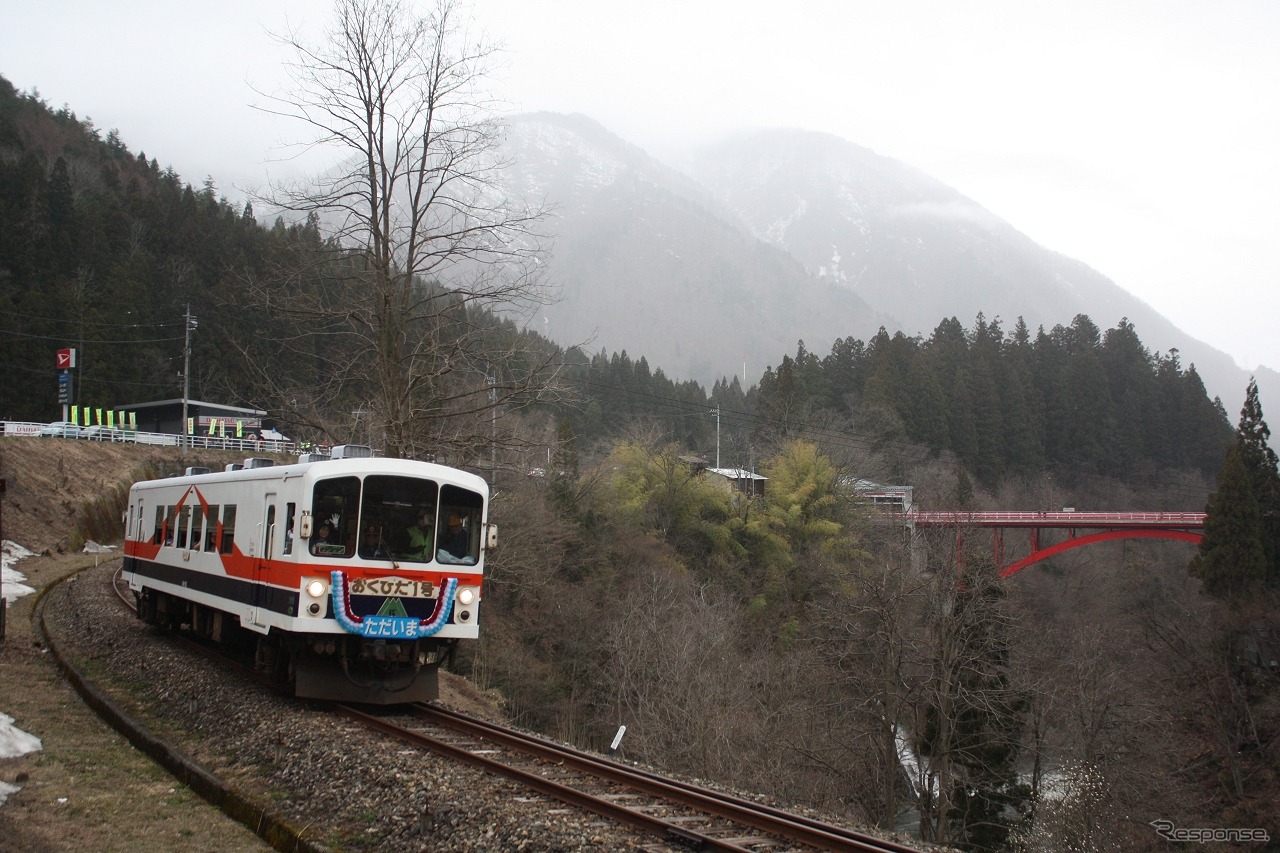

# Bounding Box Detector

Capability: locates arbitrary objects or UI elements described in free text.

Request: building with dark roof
[118,398,269,438]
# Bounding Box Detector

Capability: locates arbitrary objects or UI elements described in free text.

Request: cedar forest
[2,55,1278,853]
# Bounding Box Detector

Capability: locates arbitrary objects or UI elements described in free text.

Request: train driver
[438,514,470,562]
[360,524,391,560]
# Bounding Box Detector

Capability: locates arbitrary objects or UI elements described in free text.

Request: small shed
[707,467,768,498]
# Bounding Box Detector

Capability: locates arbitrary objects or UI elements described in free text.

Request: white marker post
[607,724,627,756]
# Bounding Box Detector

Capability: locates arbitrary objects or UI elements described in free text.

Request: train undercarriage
[134,587,452,704]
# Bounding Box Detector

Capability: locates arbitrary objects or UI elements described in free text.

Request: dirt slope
[0,437,276,553]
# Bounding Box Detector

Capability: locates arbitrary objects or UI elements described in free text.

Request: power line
[0,310,182,330]
[0,328,184,344]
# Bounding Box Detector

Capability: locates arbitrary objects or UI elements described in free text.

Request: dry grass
[0,437,282,553]
[0,552,272,853]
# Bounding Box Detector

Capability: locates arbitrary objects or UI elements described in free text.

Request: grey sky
[3,0,1276,371]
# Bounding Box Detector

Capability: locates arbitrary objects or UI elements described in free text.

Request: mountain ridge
[498,112,1266,412]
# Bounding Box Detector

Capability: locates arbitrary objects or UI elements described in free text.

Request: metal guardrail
[906,510,1206,528]
[0,421,319,458]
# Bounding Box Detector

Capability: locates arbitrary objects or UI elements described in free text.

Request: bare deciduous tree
[246,0,564,459]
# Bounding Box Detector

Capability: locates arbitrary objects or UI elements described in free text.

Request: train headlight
[305,579,327,598]
[457,587,475,606]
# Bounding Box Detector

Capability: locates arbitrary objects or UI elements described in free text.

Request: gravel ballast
[36,560,654,852]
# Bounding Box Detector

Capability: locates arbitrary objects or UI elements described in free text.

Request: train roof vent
[298,452,328,463]
[225,463,243,472]
[331,444,374,459]
[244,457,276,469]
[184,466,212,476]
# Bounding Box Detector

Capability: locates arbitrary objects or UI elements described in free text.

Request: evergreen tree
[1235,378,1280,586]
[1190,442,1267,602]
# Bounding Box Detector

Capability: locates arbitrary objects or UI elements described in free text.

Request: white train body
[122,456,490,703]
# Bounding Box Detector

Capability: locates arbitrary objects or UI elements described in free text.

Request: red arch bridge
[901,511,1206,579]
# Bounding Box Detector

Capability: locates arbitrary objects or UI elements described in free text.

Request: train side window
[177,505,192,550]
[164,506,176,546]
[205,504,220,551]
[220,505,237,554]
[283,502,296,555]
[191,505,205,552]
[153,506,165,545]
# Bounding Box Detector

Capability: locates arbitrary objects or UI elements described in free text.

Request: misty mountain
[500,114,896,384]
[499,113,1263,411]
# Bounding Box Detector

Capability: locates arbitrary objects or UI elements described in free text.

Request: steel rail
[336,702,920,853]
[418,703,923,853]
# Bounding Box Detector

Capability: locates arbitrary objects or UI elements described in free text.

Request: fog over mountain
[500,112,1267,411]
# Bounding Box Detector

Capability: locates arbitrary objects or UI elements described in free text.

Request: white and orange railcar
[122,454,491,703]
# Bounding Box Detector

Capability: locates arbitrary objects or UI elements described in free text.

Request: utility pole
[488,374,497,484]
[709,405,721,468]
[351,406,366,445]
[181,306,197,447]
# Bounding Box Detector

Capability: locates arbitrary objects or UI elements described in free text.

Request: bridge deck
[904,511,1204,530]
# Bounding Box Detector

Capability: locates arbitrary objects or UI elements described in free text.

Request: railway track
[112,567,921,852]
[339,702,922,852]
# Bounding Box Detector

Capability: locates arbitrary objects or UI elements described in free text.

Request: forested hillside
[0,75,310,421]
[3,66,1278,852]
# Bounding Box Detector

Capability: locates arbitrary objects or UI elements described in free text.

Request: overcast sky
[3,0,1277,371]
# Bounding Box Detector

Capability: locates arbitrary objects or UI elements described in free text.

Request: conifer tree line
[749,315,1232,487]
[0,75,309,422]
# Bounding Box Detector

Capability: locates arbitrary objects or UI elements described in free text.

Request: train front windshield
[308,474,484,565]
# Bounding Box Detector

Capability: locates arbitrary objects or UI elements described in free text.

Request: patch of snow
[761,198,807,244]
[1,544,46,807]
[81,541,117,554]
[895,724,922,799]
[0,711,42,762]
[819,245,849,282]
[2,541,36,607]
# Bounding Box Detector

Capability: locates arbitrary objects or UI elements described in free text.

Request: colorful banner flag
[130,412,137,430]
[187,417,195,435]
[69,406,78,426]
[107,410,115,428]
[95,408,103,425]
[236,420,243,438]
